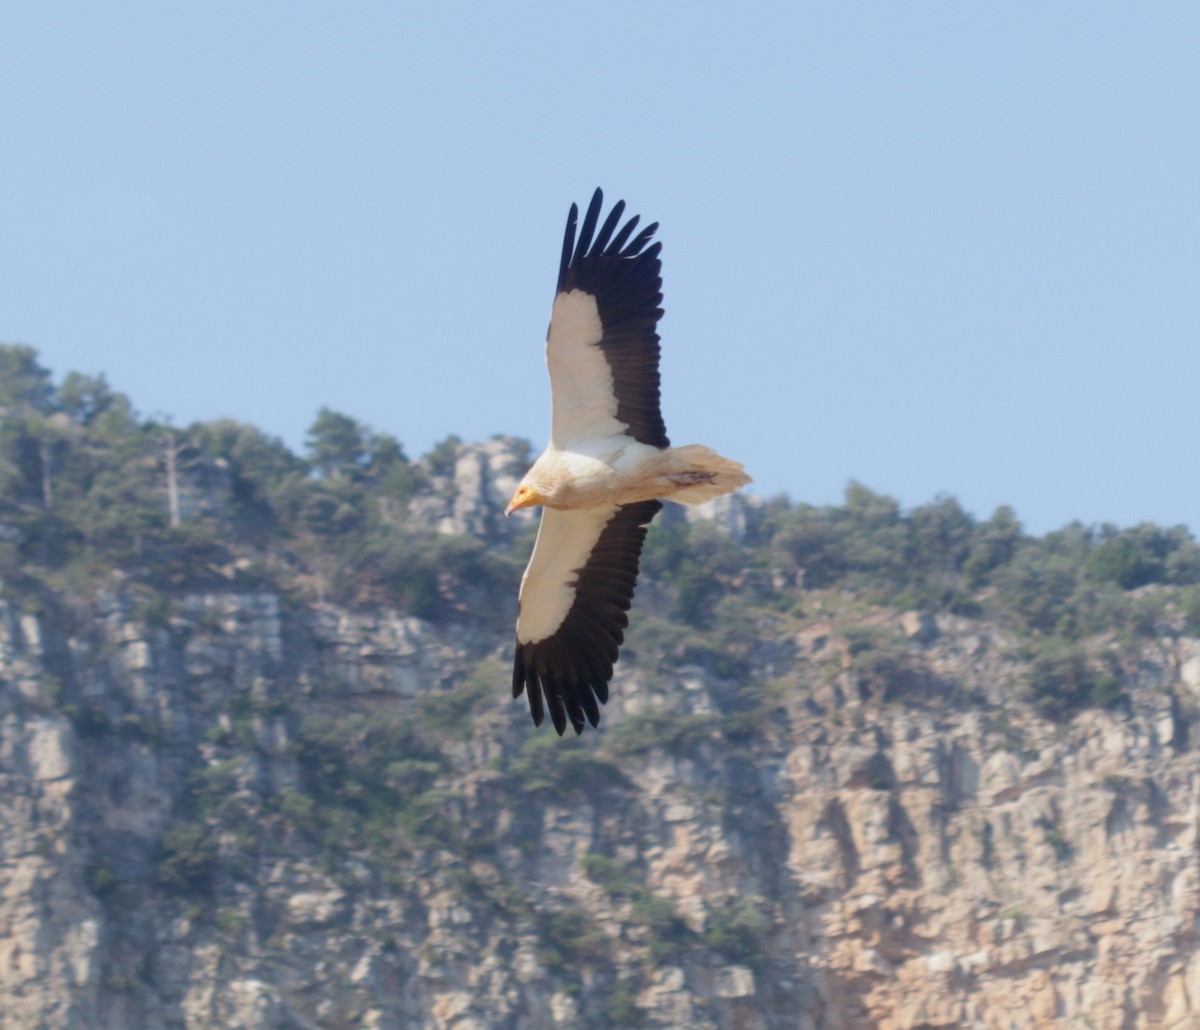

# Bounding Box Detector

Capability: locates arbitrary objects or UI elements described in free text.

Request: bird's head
[505,484,544,516]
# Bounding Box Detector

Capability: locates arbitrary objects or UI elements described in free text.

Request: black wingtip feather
[580,689,601,730]
[512,501,662,736]
[608,212,640,254]
[553,192,669,449]
[546,688,568,736]
[574,189,603,264]
[625,223,659,256]
[591,199,625,255]
[557,202,579,294]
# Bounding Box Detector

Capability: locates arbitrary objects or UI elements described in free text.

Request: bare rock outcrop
[4,580,1200,1027]
[408,436,535,540]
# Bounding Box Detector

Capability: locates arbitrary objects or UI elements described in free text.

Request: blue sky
[2,4,1197,534]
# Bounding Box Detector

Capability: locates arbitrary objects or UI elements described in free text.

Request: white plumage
[508,189,750,735]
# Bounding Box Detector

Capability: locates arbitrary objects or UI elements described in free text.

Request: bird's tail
[665,444,752,505]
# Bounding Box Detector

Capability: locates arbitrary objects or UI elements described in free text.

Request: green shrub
[287,713,452,857]
[538,907,608,969]
[703,897,770,965]
[842,626,921,703]
[507,735,630,798]
[1024,639,1124,719]
[156,822,220,897]
[605,985,642,1025]
[603,709,717,760]
[415,663,496,739]
[86,864,119,900]
[1087,523,1200,589]
[632,893,693,962]
[582,853,641,899]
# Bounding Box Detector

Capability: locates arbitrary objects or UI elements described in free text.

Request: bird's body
[508,189,749,735]
[515,440,742,510]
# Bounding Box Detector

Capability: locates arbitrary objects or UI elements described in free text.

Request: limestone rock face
[4,579,1200,1027]
[408,436,535,540]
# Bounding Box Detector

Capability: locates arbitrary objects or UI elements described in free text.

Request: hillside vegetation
[4,342,1200,1028]
[3,343,1198,721]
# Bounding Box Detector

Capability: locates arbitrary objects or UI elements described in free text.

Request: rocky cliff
[2,438,1200,1029]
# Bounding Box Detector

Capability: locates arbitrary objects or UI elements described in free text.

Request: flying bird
[508,189,750,736]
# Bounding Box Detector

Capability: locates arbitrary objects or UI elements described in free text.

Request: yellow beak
[505,486,541,516]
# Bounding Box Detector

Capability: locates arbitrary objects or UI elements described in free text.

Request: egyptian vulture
[507,189,750,735]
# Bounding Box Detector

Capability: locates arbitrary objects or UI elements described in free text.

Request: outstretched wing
[546,189,669,450]
[513,500,662,735]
